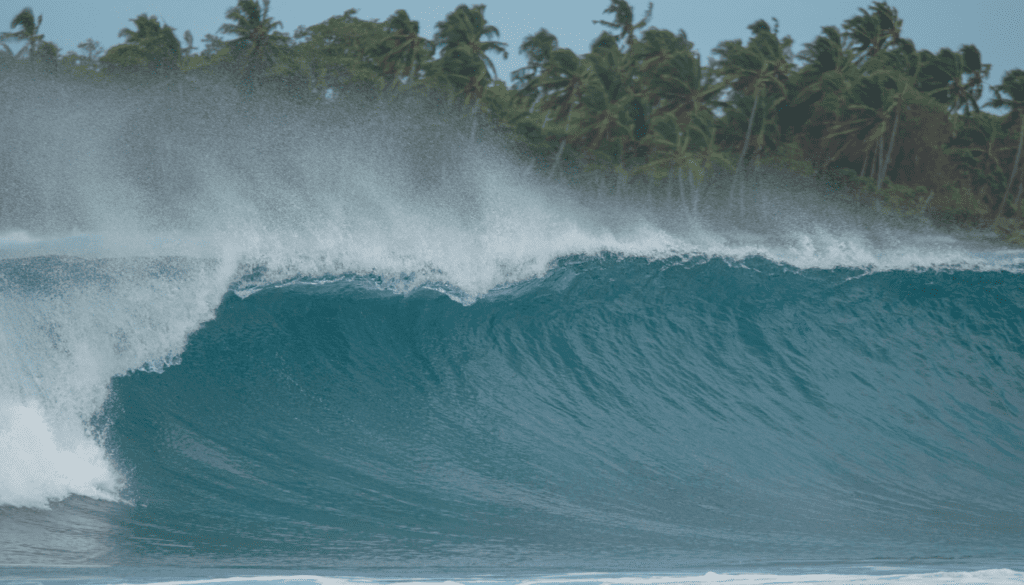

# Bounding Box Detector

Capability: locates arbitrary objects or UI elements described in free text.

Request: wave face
[4,256,1024,570]
[1,75,1024,574]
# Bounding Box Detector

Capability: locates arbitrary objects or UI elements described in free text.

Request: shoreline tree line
[2,0,1023,242]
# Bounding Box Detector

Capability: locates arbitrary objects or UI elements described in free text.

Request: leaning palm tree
[841,1,901,64]
[1,7,43,59]
[592,0,652,49]
[512,28,558,99]
[99,14,181,76]
[919,45,989,137]
[649,49,725,130]
[433,4,508,140]
[988,69,1024,219]
[219,0,289,91]
[714,19,792,198]
[379,10,432,88]
[434,4,507,93]
[575,34,635,173]
[791,26,859,171]
[536,47,589,177]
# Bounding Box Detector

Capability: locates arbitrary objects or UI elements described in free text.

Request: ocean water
[1,76,1024,584]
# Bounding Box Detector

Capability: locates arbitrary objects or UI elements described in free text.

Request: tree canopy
[2,0,1024,241]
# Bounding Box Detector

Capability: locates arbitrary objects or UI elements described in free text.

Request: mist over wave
[1,73,1022,572]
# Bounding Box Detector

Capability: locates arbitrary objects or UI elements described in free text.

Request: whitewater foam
[0,253,234,507]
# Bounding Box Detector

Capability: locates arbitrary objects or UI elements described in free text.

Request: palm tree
[714,19,793,196]
[791,26,859,171]
[575,33,634,171]
[593,0,652,49]
[219,0,289,90]
[919,45,989,136]
[536,47,588,177]
[949,113,1006,206]
[434,4,507,89]
[512,28,558,98]
[828,72,898,187]
[100,14,181,74]
[988,69,1024,219]
[75,38,104,70]
[434,4,508,140]
[1,7,43,59]
[637,31,727,187]
[842,1,901,64]
[639,109,728,180]
[379,10,432,88]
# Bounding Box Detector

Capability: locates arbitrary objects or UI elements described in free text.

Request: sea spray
[0,254,234,507]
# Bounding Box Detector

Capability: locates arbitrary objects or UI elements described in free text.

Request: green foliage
[11,0,1024,242]
[433,4,508,101]
[100,14,181,76]
[278,9,386,98]
[217,0,290,93]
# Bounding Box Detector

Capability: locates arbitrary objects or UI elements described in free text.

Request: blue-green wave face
[1,76,1023,573]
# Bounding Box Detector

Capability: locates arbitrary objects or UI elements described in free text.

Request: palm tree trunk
[689,168,700,216]
[549,140,567,180]
[920,191,934,216]
[469,98,480,143]
[738,93,759,169]
[549,105,574,180]
[996,120,1024,219]
[950,97,960,138]
[676,166,685,201]
[878,109,900,191]
[860,141,872,177]
[868,138,878,180]
[732,92,760,198]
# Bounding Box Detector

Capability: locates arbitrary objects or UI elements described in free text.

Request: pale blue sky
[8,0,1023,103]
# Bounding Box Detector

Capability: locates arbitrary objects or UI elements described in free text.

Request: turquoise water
[3,253,1023,576]
[2,76,1023,583]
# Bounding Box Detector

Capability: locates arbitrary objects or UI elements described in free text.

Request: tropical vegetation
[2,0,1023,242]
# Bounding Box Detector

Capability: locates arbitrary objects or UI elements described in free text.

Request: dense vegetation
[3,0,1023,241]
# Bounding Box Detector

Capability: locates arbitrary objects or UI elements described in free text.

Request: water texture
[1,76,1023,581]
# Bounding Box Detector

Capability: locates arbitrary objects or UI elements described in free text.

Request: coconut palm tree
[790,26,859,170]
[842,1,901,64]
[433,4,507,140]
[714,19,792,196]
[434,3,507,91]
[512,28,557,98]
[644,40,724,127]
[219,0,289,90]
[988,69,1024,218]
[949,112,1006,206]
[100,14,182,74]
[575,33,635,170]
[919,45,989,136]
[593,0,652,49]
[379,10,432,88]
[637,30,727,191]
[1,8,40,57]
[535,47,588,176]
